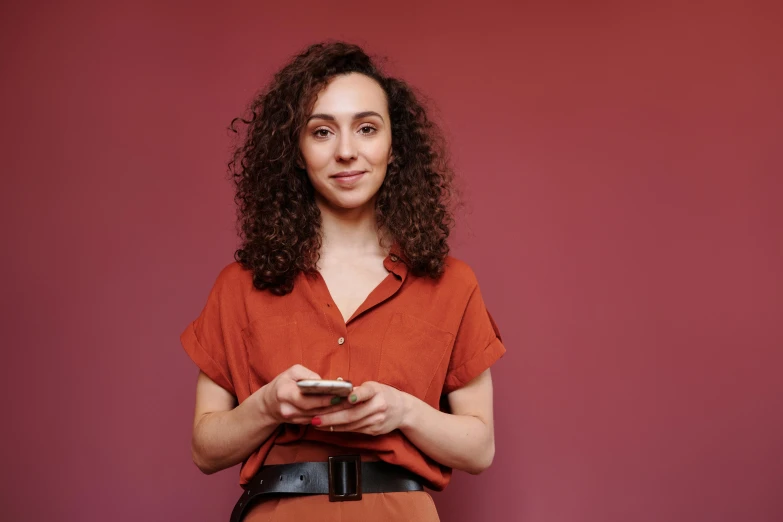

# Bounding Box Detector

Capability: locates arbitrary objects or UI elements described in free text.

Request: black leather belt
[230,455,424,522]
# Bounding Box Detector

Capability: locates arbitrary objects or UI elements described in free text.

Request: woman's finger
[278,397,347,422]
[289,416,317,425]
[278,400,354,427]
[277,380,338,411]
[345,382,378,405]
[314,400,374,427]
[308,399,354,416]
[293,393,343,411]
[285,364,321,381]
[319,413,385,433]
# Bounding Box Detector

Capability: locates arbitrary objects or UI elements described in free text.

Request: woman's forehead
[310,73,388,117]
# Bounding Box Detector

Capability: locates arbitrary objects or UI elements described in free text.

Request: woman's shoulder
[210,261,254,295]
[439,255,480,290]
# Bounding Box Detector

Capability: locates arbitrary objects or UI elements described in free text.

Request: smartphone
[297,379,353,396]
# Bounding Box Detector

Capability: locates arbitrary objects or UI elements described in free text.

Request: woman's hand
[258,364,351,425]
[313,381,412,436]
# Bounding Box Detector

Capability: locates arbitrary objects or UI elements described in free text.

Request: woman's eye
[313,129,330,138]
[359,125,377,135]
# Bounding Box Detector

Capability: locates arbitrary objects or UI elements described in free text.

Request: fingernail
[311,417,322,426]
[349,394,358,403]
[330,396,342,405]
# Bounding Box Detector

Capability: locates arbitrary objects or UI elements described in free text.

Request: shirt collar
[384,242,409,280]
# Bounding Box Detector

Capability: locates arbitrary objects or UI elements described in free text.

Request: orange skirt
[243,442,440,522]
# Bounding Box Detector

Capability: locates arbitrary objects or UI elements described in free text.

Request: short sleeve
[180,269,238,397]
[443,283,505,394]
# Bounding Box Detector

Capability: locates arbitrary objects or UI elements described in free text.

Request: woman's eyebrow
[307,111,385,123]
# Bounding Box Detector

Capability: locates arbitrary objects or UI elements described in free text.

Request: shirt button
[390,254,399,262]
[337,337,345,345]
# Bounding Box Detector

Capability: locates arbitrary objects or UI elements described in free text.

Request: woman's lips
[331,171,366,184]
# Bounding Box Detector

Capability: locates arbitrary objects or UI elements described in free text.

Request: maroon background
[2,1,781,521]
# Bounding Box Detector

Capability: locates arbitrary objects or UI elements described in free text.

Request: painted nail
[349,394,358,403]
[311,417,322,426]
[330,396,342,405]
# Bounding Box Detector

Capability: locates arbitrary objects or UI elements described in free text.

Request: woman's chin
[319,193,376,213]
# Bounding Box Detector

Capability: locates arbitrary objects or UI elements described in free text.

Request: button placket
[324,308,349,380]
[334,331,350,380]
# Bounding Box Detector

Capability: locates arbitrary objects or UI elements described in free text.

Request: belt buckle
[328,455,362,502]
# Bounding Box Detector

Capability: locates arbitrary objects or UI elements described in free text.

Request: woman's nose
[335,133,358,161]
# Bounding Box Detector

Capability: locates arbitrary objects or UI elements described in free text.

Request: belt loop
[328,455,362,502]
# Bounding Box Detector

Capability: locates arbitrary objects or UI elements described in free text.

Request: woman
[181,41,506,521]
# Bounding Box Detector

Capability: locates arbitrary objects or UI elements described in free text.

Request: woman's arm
[400,369,495,474]
[191,366,349,474]
[315,369,496,474]
[190,372,277,474]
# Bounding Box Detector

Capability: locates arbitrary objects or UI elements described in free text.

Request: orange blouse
[180,248,505,490]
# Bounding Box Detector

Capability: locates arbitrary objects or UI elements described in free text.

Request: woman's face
[299,73,392,213]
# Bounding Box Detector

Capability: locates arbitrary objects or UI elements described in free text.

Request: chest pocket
[242,314,304,389]
[376,313,454,402]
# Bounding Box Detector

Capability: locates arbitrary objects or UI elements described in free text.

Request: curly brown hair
[229,41,456,295]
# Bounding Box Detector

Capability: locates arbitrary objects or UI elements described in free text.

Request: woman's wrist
[398,391,422,431]
[252,383,279,427]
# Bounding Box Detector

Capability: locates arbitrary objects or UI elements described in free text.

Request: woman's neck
[317,198,389,259]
